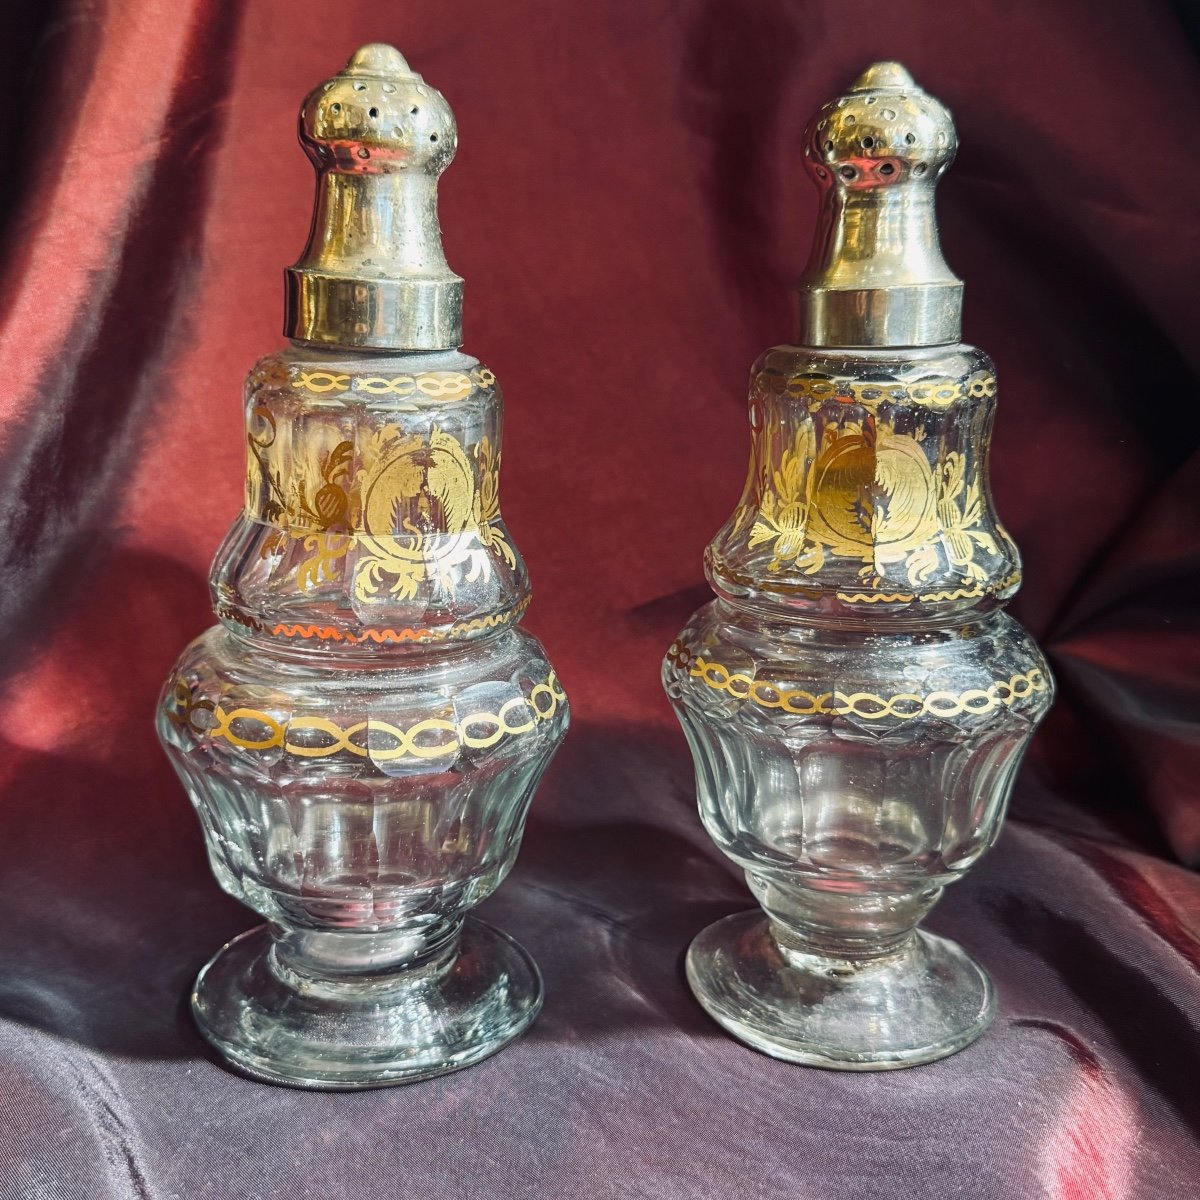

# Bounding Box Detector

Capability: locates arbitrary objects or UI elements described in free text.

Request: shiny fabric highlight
[0,1,1197,1196]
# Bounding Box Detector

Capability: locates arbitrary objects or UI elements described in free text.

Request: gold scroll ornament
[246,412,515,600]
[744,418,1001,588]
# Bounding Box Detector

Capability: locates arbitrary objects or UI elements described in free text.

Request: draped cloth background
[0,1,1197,1196]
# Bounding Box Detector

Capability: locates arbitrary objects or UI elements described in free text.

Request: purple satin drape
[0,1,1197,1196]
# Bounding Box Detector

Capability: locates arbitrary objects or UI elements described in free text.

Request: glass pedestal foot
[686,910,994,1070]
[192,917,542,1089]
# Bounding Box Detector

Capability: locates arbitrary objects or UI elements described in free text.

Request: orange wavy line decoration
[216,598,529,644]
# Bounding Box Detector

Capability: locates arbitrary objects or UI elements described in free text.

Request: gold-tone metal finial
[284,44,463,351]
[797,62,961,348]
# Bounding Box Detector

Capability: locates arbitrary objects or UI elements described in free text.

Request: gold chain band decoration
[216,596,529,645]
[752,370,995,411]
[291,367,496,400]
[165,670,565,761]
[666,642,1046,721]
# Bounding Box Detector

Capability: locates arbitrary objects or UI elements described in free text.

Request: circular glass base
[192,917,542,1089]
[686,910,994,1070]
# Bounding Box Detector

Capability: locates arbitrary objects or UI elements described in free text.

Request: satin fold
[0,2,1196,1196]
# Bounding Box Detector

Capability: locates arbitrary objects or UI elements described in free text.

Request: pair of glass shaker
[157,45,1053,1088]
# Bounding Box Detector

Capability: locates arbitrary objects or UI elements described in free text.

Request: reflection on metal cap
[284,44,464,351]
[797,62,962,348]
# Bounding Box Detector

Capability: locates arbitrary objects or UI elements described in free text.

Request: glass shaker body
[158,344,567,1087]
[665,341,1052,1068]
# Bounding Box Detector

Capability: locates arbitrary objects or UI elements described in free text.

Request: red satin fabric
[0,2,1197,1196]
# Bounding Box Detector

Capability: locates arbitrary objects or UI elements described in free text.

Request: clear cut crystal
[665,61,1052,1069]
[155,42,567,1088]
[664,341,1053,1069]
[158,347,568,1088]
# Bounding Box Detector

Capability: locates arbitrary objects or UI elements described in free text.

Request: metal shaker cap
[797,62,962,348]
[284,44,464,351]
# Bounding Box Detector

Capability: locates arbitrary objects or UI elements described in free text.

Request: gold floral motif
[472,437,517,572]
[930,451,997,583]
[296,533,352,592]
[292,440,354,528]
[745,419,997,588]
[286,438,357,589]
[353,427,506,601]
[245,404,286,525]
[666,642,1047,721]
[164,670,565,761]
[245,421,511,600]
[747,422,816,570]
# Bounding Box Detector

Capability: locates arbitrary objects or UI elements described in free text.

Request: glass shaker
[157,44,568,1088]
[664,63,1052,1068]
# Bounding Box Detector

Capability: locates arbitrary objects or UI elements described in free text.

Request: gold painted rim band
[667,641,1047,721]
[289,367,495,399]
[164,670,565,761]
[752,370,996,411]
